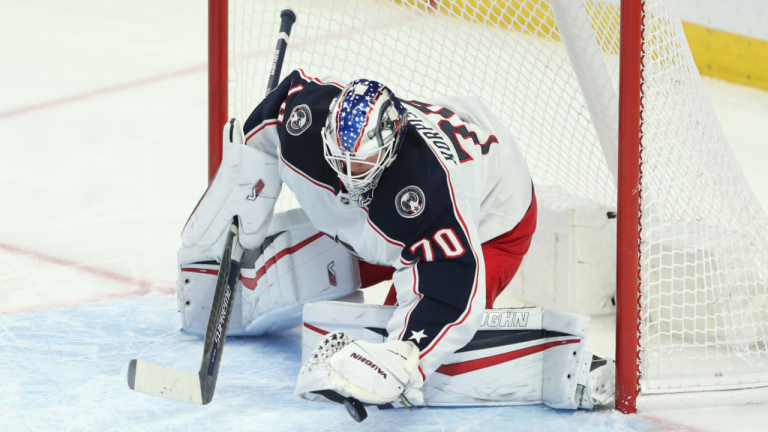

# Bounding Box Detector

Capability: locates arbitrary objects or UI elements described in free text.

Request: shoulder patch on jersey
[395,186,426,218]
[286,104,312,136]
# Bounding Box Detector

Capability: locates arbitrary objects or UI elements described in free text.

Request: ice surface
[1,0,767,430]
[0,293,659,432]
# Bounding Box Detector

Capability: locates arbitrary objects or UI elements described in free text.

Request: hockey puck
[343,397,367,422]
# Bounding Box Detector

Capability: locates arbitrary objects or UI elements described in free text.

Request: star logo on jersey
[409,329,428,344]
[286,104,312,136]
[395,186,425,218]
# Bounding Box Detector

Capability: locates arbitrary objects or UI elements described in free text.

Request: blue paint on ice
[0,293,660,431]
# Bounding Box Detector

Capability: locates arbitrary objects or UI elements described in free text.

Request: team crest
[395,186,425,218]
[286,104,312,136]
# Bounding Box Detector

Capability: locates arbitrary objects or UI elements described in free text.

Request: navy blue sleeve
[241,70,308,156]
[367,125,482,354]
[242,69,342,193]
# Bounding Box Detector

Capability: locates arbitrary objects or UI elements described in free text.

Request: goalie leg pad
[178,209,362,337]
[239,211,362,335]
[177,245,248,336]
[540,309,591,409]
[576,355,616,410]
[301,301,614,409]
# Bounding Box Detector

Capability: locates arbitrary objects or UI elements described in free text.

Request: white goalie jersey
[176,69,614,411]
[241,69,533,382]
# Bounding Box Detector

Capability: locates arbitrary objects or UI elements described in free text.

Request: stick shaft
[128,10,298,405]
[266,9,297,96]
[197,220,243,403]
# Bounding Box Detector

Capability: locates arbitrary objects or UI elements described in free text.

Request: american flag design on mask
[335,80,383,152]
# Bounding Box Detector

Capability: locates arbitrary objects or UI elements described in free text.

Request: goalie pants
[362,189,538,309]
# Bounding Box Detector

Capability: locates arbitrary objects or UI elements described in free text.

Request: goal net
[216,0,768,412]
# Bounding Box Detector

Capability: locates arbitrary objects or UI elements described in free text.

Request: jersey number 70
[409,228,466,262]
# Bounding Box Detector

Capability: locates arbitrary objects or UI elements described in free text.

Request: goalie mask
[322,79,408,207]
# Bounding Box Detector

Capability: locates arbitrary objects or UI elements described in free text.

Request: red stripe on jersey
[297,69,343,89]
[417,136,482,361]
[246,119,279,141]
[397,265,423,340]
[279,150,336,195]
[240,232,325,290]
[303,323,329,336]
[367,218,404,248]
[288,85,304,96]
[278,102,286,123]
[435,339,580,376]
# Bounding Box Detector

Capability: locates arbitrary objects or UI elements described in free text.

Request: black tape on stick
[266,8,297,96]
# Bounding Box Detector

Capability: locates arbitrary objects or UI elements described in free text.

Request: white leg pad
[177,209,361,337]
[239,211,361,335]
[541,309,591,409]
[302,301,598,409]
[176,246,249,336]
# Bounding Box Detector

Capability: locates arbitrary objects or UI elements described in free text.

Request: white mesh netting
[639,2,768,393]
[227,0,768,396]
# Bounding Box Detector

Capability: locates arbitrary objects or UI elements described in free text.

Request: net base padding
[636,386,768,411]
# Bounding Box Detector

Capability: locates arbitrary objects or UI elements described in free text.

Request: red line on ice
[0,65,207,120]
[0,15,405,121]
[0,242,174,314]
[638,414,712,432]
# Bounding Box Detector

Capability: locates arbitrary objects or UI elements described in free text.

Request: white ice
[0,293,660,431]
[1,1,767,431]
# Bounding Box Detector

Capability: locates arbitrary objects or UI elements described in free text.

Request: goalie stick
[127,219,243,404]
[126,8,297,405]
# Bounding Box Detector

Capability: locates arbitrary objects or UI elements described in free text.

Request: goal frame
[209,0,227,182]
[616,0,642,414]
[205,0,724,415]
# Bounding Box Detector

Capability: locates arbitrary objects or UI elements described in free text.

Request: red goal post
[616,0,643,414]
[208,0,227,182]
[208,0,768,414]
